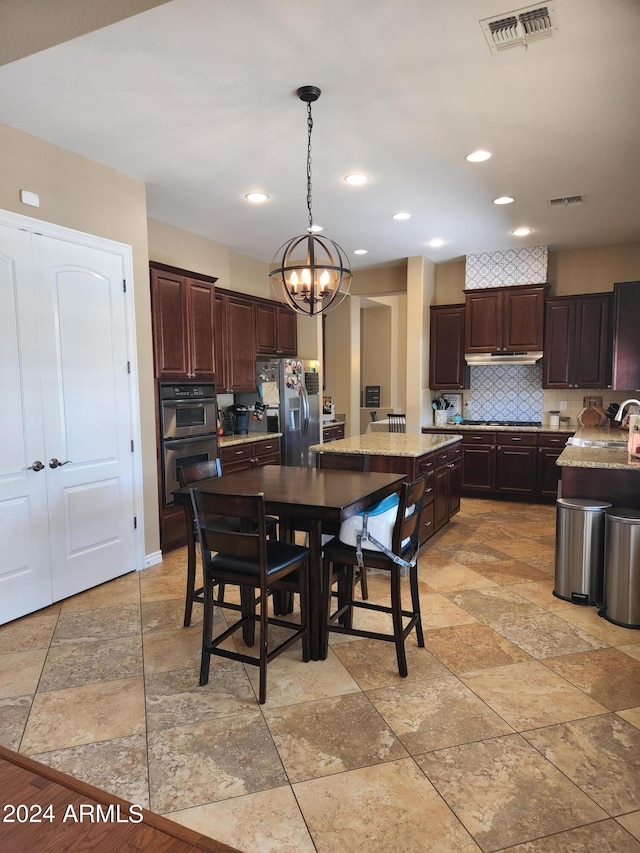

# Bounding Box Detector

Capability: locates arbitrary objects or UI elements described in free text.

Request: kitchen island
[309,432,463,544]
[557,425,640,509]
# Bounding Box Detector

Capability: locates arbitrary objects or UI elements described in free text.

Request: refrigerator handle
[300,383,310,437]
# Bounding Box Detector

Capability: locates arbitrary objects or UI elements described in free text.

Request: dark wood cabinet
[465,284,547,354]
[255,301,297,356]
[612,280,640,390]
[323,423,345,442]
[429,304,467,389]
[214,292,257,392]
[460,432,496,492]
[219,437,281,474]
[433,444,461,532]
[150,262,217,380]
[495,432,538,495]
[543,293,612,389]
[424,428,572,501]
[537,433,567,498]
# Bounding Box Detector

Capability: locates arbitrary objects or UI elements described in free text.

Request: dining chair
[191,488,310,704]
[370,411,379,422]
[291,453,371,599]
[387,413,406,433]
[177,458,278,627]
[321,474,426,677]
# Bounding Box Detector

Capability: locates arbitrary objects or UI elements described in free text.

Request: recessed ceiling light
[392,212,411,220]
[427,238,445,248]
[245,192,269,203]
[353,249,368,255]
[493,196,514,205]
[308,224,323,233]
[344,174,369,185]
[512,227,532,236]
[466,150,492,162]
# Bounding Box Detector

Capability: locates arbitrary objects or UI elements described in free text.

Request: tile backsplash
[465,246,548,289]
[466,364,544,421]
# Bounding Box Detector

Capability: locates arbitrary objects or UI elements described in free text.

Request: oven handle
[163,434,219,448]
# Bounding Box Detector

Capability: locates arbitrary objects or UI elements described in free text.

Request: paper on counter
[260,381,280,406]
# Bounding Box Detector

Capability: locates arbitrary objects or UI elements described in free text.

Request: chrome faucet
[614,398,640,421]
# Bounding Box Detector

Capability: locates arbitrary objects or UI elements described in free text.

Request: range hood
[465,351,543,366]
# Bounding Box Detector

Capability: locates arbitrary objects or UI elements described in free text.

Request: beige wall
[0,123,159,557]
[351,263,407,295]
[361,305,392,408]
[434,258,466,304]
[548,244,640,295]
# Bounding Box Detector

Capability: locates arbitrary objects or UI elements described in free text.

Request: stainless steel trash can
[599,508,640,629]
[554,498,611,605]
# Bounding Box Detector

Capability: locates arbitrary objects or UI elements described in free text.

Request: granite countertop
[422,423,576,434]
[557,425,640,472]
[219,432,282,448]
[310,432,462,458]
[323,419,346,427]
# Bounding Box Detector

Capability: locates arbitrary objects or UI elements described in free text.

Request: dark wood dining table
[173,464,405,660]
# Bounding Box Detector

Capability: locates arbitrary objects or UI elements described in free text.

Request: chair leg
[184,509,197,627]
[337,564,355,629]
[300,561,311,662]
[258,585,269,705]
[199,571,215,686]
[240,587,256,646]
[410,564,424,648]
[390,569,408,677]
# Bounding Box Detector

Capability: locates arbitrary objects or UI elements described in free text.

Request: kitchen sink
[567,437,628,448]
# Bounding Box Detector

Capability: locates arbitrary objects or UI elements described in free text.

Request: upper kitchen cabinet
[543,293,612,389]
[255,299,297,356]
[150,262,217,381]
[612,281,640,390]
[464,284,547,353]
[214,290,258,392]
[429,304,468,389]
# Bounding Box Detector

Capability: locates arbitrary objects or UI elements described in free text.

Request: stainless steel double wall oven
[159,383,218,506]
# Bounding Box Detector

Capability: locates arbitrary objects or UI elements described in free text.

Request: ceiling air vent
[480,4,557,53]
[549,195,584,207]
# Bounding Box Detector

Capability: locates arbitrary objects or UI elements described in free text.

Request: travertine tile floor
[3,498,640,851]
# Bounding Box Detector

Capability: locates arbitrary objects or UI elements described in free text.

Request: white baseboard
[143,550,163,569]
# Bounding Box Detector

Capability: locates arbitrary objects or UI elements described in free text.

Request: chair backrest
[370,411,379,422]
[391,475,426,556]
[191,489,266,566]
[316,452,370,472]
[178,457,222,488]
[387,413,406,433]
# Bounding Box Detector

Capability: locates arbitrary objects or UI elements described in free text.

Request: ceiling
[1,0,640,269]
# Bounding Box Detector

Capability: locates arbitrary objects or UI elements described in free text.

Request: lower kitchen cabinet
[434,443,462,531]
[323,422,345,442]
[460,432,496,492]
[219,437,281,474]
[495,433,538,495]
[423,428,572,501]
[537,433,568,497]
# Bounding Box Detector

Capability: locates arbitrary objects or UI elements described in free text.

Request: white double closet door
[0,216,139,625]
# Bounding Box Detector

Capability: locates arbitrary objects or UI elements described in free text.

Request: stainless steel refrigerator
[253,358,321,467]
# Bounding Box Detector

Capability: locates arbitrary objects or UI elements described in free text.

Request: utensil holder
[434,410,448,427]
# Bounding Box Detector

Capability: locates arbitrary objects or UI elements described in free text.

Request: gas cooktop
[463,420,542,427]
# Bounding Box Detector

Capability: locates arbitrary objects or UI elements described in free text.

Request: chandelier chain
[306,101,313,231]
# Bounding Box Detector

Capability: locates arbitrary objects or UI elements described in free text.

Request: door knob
[49,458,72,468]
[28,460,45,471]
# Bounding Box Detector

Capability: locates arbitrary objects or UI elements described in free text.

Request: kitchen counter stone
[219,432,282,448]
[557,425,639,472]
[422,423,576,434]
[310,432,462,458]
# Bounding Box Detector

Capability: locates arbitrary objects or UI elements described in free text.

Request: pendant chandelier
[269,85,352,317]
